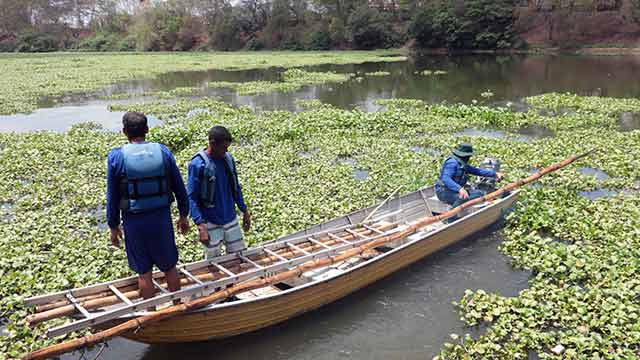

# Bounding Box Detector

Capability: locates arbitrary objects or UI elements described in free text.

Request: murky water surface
[63,223,530,360]
[4,55,640,132]
[579,167,611,182]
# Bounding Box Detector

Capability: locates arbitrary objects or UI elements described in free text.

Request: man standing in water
[188,126,251,259]
[107,112,190,300]
[435,143,504,208]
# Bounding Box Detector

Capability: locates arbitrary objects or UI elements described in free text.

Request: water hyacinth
[0,51,406,115]
[0,58,639,359]
[206,69,351,96]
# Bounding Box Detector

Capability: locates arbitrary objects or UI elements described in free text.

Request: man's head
[208,126,233,159]
[122,112,149,140]
[453,143,475,163]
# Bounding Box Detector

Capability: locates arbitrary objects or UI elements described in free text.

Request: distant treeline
[0,0,523,52]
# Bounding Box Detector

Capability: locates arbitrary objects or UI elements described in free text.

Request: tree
[348,5,394,49]
[264,0,291,47]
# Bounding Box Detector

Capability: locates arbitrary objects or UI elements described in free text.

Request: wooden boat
[25,185,519,344]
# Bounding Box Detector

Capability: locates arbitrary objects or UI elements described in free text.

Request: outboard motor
[473,157,501,193]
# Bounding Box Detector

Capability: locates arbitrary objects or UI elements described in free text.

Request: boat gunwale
[120,187,520,319]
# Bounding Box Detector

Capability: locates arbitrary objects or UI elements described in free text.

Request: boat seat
[236,285,281,300]
[427,195,452,213]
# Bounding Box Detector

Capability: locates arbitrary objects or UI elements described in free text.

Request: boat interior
[25,185,514,338]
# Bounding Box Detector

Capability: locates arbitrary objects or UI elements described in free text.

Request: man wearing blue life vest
[435,143,504,209]
[107,112,190,301]
[188,126,251,259]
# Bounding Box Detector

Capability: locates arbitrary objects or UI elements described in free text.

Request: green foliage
[244,37,265,51]
[410,0,515,50]
[632,0,640,24]
[0,37,16,52]
[77,32,122,52]
[208,7,244,51]
[307,31,333,50]
[15,31,57,53]
[348,6,398,50]
[130,3,194,51]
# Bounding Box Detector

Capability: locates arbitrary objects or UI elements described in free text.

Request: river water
[3,55,640,132]
[17,54,640,359]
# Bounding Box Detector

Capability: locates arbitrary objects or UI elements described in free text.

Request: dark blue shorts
[122,207,179,274]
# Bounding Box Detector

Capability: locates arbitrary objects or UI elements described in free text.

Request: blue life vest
[119,142,171,213]
[437,155,468,191]
[193,150,239,208]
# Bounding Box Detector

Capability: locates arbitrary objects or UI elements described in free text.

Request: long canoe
[95,185,519,343]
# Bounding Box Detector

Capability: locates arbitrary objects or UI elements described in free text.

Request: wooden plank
[179,268,203,285]
[345,228,370,240]
[327,232,351,245]
[239,255,263,269]
[363,224,384,234]
[109,285,133,306]
[211,262,236,277]
[152,280,169,294]
[65,293,92,319]
[285,242,310,256]
[307,237,331,249]
[263,248,287,262]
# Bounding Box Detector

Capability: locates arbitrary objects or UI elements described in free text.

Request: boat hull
[119,192,518,344]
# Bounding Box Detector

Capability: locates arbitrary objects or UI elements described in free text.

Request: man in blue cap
[188,125,251,259]
[107,111,190,301]
[435,143,503,208]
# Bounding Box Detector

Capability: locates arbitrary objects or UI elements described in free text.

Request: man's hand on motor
[110,227,122,248]
[495,172,504,181]
[197,223,210,245]
[458,188,469,200]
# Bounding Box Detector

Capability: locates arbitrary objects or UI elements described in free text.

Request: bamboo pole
[27,224,396,325]
[22,150,593,360]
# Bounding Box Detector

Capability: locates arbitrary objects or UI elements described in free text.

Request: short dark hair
[208,126,233,145]
[122,112,148,138]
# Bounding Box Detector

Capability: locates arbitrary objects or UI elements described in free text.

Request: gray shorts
[203,217,245,259]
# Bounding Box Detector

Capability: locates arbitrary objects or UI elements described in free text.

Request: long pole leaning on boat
[22,149,595,360]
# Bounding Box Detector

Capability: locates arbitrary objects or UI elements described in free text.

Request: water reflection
[517,125,555,140]
[455,126,553,143]
[0,318,8,337]
[353,169,370,180]
[579,188,621,200]
[0,103,162,132]
[619,112,640,132]
[578,167,610,182]
[5,55,640,132]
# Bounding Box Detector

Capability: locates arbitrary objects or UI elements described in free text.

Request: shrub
[244,37,265,51]
[0,35,16,52]
[77,32,120,51]
[409,0,515,50]
[307,31,332,50]
[348,6,397,50]
[15,31,58,52]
